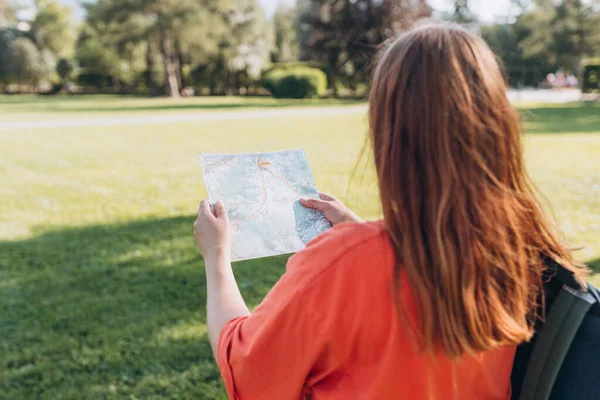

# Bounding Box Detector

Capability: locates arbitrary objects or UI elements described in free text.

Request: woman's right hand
[300,192,364,226]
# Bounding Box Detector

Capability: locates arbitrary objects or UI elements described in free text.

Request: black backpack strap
[518,285,596,400]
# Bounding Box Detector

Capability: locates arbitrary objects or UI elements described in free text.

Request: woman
[193,23,585,399]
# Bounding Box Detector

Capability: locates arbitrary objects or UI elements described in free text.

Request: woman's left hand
[195,200,248,357]
[194,200,232,265]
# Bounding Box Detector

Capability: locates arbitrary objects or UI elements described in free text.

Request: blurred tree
[414,0,434,21]
[82,0,262,97]
[56,57,74,89]
[551,0,600,72]
[481,24,523,68]
[75,23,120,87]
[0,0,17,26]
[85,0,208,97]
[298,0,425,96]
[0,28,14,89]
[272,5,299,63]
[518,0,600,73]
[38,46,56,78]
[513,15,556,84]
[221,0,270,93]
[482,16,555,86]
[8,36,55,88]
[451,0,476,25]
[191,0,270,95]
[483,0,600,87]
[31,0,75,59]
[0,0,26,91]
[174,2,226,90]
[75,23,147,92]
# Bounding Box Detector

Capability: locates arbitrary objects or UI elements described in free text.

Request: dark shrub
[582,62,600,94]
[76,71,112,89]
[263,67,327,99]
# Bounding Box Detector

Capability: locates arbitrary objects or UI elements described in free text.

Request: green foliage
[208,0,271,93]
[56,58,74,82]
[483,15,555,87]
[76,71,113,89]
[271,5,298,63]
[0,1,71,91]
[0,0,18,25]
[38,47,57,79]
[516,0,600,72]
[481,0,600,86]
[31,0,75,59]
[451,0,477,25]
[84,0,204,96]
[75,25,120,86]
[9,37,55,86]
[81,0,271,97]
[74,23,148,92]
[582,62,600,93]
[550,0,600,71]
[0,28,14,85]
[263,66,327,98]
[299,0,408,96]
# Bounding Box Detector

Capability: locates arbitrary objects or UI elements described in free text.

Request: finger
[199,199,212,216]
[300,197,327,210]
[214,200,229,221]
[318,192,336,201]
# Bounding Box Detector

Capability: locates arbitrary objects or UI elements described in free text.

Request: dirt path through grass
[0,105,368,131]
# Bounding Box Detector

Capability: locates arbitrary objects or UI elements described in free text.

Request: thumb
[300,197,328,210]
[214,201,229,220]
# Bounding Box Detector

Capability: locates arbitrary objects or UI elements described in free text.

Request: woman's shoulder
[285,221,392,284]
[310,220,387,252]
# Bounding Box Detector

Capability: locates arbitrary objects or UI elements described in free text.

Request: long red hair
[369,23,586,358]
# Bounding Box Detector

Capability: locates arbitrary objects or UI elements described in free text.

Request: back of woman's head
[369,22,585,358]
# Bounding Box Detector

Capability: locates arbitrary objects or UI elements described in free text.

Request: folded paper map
[199,150,331,261]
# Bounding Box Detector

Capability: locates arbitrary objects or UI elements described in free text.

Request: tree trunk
[225,70,235,96]
[110,76,121,94]
[330,70,339,98]
[175,38,184,89]
[329,50,340,98]
[145,41,158,96]
[574,4,585,75]
[231,72,238,95]
[159,32,181,98]
[174,55,182,92]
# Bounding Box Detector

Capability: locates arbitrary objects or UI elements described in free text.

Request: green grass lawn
[0,97,599,399]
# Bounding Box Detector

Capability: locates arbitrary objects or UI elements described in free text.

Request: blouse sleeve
[217,257,329,400]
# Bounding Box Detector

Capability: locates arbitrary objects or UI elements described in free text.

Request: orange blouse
[218,222,516,399]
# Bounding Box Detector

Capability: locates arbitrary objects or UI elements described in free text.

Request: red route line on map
[243,157,305,222]
[203,157,233,174]
[207,157,233,166]
[263,168,302,197]
[246,156,268,220]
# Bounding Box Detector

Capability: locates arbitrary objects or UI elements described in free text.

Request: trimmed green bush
[263,67,327,99]
[582,62,600,94]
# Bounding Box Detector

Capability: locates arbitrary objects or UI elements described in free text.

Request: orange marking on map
[208,157,232,166]
[264,168,302,196]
